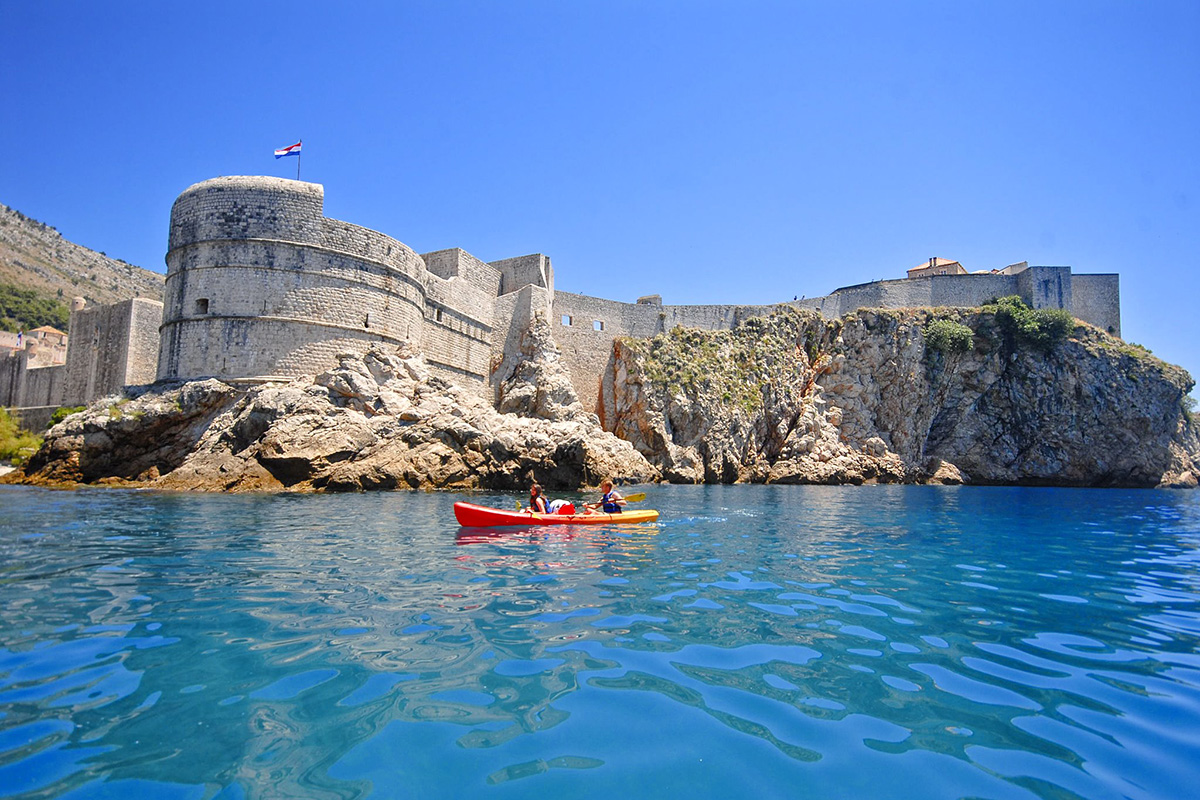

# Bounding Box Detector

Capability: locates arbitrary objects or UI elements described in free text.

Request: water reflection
[0,485,1198,798]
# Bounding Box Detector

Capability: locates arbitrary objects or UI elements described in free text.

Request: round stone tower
[157,176,429,383]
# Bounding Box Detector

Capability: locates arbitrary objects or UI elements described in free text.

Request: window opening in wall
[561,315,572,326]
[195,298,209,315]
[364,313,371,329]
[593,320,604,331]
[436,307,443,323]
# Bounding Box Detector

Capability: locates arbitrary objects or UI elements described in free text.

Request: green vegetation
[0,408,42,465]
[983,295,1075,351]
[0,283,70,333]
[49,406,85,426]
[924,318,975,354]
[623,309,821,414]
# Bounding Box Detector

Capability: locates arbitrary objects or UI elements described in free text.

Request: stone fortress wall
[157,177,556,395]
[0,296,162,425]
[3,175,1123,425]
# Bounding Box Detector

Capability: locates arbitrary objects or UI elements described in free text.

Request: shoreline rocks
[7,339,659,492]
[602,307,1198,489]
[6,306,1197,492]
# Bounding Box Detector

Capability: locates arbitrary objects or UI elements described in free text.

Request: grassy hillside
[0,202,163,333]
[0,283,70,332]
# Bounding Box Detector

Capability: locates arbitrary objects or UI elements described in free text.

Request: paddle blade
[624,492,646,503]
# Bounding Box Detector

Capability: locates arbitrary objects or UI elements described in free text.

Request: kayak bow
[454,501,659,527]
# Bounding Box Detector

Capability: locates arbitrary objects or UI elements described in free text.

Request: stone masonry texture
[4,175,1122,422]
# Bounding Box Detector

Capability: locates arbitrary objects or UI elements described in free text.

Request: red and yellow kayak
[454,501,659,527]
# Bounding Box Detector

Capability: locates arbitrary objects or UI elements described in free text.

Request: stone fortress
[3,175,1121,420]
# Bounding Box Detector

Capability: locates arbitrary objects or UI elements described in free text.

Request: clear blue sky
[2,1,1197,391]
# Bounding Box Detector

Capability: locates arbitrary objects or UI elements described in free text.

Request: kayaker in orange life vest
[584,479,626,514]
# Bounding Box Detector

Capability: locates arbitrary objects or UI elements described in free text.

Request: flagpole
[297,141,301,181]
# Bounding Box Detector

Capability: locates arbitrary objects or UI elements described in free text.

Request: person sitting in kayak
[526,483,576,515]
[584,480,625,514]
[527,483,549,513]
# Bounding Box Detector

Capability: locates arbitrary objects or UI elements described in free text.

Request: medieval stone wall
[551,291,788,410]
[65,298,163,404]
[0,355,63,408]
[1070,274,1121,337]
[158,177,429,383]
[1,297,161,416]
[796,266,1118,332]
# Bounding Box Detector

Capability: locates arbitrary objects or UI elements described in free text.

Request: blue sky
[2,1,1197,391]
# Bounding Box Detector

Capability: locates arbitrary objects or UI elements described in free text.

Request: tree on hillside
[0,283,70,333]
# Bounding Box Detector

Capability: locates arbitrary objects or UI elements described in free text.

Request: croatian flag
[274,141,302,159]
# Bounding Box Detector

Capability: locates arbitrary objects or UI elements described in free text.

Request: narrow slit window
[593,320,604,331]
[195,298,209,315]
[436,307,443,322]
[561,315,572,326]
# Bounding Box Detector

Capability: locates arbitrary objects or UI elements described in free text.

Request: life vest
[531,494,548,513]
[602,491,622,514]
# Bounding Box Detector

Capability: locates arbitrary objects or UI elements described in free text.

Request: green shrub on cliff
[924,319,975,354]
[0,283,70,333]
[0,408,42,465]
[49,405,85,426]
[984,296,1076,351]
[626,309,820,414]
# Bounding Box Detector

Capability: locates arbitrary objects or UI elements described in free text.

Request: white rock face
[603,307,1199,488]
[14,340,658,492]
[10,305,1198,492]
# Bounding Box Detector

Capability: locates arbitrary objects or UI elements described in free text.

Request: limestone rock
[602,307,1200,488]
[9,343,658,492]
[496,311,590,422]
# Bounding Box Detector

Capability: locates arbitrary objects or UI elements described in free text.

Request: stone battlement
[3,176,1123,423]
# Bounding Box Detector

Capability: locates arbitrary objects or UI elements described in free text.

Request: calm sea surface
[1,484,1199,799]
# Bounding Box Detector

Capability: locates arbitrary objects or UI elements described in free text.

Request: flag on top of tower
[274,141,302,158]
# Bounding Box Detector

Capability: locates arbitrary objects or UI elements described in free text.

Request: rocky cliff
[9,335,658,492]
[9,303,1197,492]
[601,305,1198,488]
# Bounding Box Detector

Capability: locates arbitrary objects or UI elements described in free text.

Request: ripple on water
[0,484,1198,798]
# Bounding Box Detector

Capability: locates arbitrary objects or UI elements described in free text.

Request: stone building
[156,176,1123,415]
[0,297,162,426]
[158,176,549,395]
[3,175,1123,426]
[907,257,966,278]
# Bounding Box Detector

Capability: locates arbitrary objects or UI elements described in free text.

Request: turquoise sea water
[1,484,1199,799]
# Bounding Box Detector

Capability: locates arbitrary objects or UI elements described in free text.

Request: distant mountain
[0,202,164,331]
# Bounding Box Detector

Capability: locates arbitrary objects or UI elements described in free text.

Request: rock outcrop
[602,306,1199,488]
[10,341,658,492]
[10,304,1197,492]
